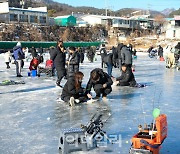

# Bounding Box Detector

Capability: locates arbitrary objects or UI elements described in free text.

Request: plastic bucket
[28,72,31,76]
[31,70,37,77]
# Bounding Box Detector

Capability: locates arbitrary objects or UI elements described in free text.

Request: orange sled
[130,114,167,154]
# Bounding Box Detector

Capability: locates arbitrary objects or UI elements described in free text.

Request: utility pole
[105,0,108,16]
[20,0,25,9]
[147,3,152,16]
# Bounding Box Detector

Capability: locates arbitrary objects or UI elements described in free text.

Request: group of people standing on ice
[4,42,44,77]
[147,42,180,69]
[4,42,25,77]
[49,39,139,106]
[3,39,145,106]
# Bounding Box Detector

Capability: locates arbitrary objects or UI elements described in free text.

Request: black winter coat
[116,67,136,86]
[30,48,37,58]
[117,43,124,60]
[68,51,80,76]
[158,46,163,57]
[50,47,66,69]
[79,48,85,63]
[86,68,113,93]
[61,76,84,99]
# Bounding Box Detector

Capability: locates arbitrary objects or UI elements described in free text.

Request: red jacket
[29,58,39,71]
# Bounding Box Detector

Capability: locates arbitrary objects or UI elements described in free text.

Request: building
[54,15,76,27]
[174,16,180,27]
[74,14,154,30]
[166,28,180,39]
[0,1,48,25]
[165,16,180,39]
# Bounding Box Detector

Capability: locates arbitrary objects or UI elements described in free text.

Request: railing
[0,41,103,49]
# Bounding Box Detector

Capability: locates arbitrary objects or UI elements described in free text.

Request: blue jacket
[13,46,24,60]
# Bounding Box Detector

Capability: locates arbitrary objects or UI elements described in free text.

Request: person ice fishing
[30,46,38,58]
[99,44,107,68]
[121,45,133,68]
[29,57,39,71]
[78,47,85,63]
[66,46,80,77]
[112,46,119,68]
[13,42,25,77]
[50,39,66,87]
[86,46,95,62]
[86,68,113,100]
[174,42,180,65]
[158,45,163,58]
[116,64,136,87]
[117,43,124,70]
[103,49,114,77]
[61,71,89,106]
[4,50,12,69]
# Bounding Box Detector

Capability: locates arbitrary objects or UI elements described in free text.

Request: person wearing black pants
[50,40,66,87]
[86,68,113,99]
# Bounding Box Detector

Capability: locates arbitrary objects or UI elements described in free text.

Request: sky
[54,0,180,11]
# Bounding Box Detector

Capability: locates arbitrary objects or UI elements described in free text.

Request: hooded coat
[13,46,25,60]
[50,47,66,69]
[121,46,132,66]
[68,51,80,77]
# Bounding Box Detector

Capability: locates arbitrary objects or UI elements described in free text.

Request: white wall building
[166,28,180,39]
[80,15,104,26]
[165,16,180,39]
[0,1,48,25]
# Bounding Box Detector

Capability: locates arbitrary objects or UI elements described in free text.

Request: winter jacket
[29,58,39,71]
[117,43,124,59]
[61,76,84,99]
[116,67,136,86]
[158,46,163,57]
[86,68,113,93]
[30,48,38,58]
[79,48,85,63]
[13,46,25,60]
[50,47,66,69]
[175,42,180,50]
[87,48,95,58]
[103,52,113,65]
[112,47,118,62]
[68,51,80,76]
[121,46,132,65]
[4,52,12,63]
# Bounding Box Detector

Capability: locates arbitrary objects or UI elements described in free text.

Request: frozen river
[0,52,180,154]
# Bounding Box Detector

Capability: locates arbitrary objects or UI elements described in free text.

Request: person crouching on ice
[86,68,113,100]
[116,64,136,87]
[29,57,39,71]
[61,71,88,106]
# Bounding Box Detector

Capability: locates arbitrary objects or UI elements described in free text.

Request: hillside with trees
[169,8,180,17]
[8,0,165,18]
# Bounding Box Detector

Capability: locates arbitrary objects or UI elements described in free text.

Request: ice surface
[0,52,180,154]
